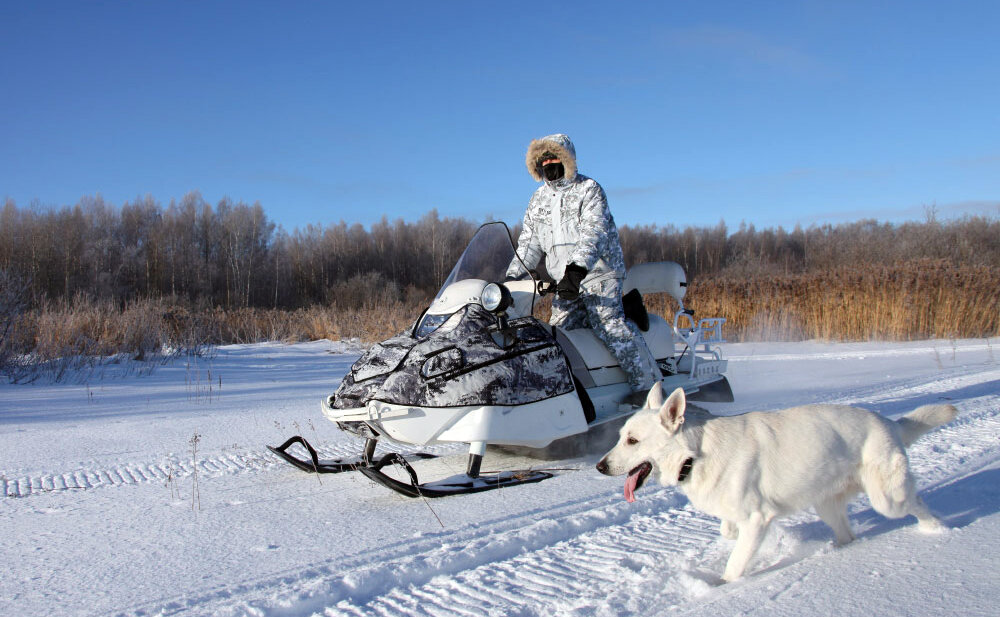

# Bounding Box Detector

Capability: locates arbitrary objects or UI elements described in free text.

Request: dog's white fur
[597,384,956,581]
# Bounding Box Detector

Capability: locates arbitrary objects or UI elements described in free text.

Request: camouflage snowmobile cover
[331,304,576,409]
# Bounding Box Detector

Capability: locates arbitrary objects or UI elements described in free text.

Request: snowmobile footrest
[359,452,552,498]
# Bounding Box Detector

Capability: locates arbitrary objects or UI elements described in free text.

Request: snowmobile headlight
[415,312,451,338]
[480,282,512,313]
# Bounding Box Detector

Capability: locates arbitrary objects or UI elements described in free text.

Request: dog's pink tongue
[624,470,641,503]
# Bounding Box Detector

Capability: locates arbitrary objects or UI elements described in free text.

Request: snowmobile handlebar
[536,280,556,297]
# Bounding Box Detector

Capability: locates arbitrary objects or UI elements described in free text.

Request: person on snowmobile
[506,133,660,404]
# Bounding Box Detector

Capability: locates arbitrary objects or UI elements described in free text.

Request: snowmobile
[269,222,732,497]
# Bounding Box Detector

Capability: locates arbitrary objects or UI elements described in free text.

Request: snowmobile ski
[267,435,436,474]
[358,452,552,498]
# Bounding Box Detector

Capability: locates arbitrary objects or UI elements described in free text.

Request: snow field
[1,338,998,616]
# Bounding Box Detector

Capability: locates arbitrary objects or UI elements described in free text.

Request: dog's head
[595,384,694,502]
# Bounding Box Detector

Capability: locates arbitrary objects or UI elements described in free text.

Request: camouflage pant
[550,277,660,391]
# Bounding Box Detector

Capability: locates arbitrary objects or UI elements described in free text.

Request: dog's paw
[720,572,743,584]
[678,568,726,591]
[917,517,948,534]
[719,520,738,539]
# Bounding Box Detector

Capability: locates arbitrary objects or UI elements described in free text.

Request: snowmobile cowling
[330,306,575,411]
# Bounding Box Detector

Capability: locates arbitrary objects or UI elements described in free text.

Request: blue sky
[2,1,998,232]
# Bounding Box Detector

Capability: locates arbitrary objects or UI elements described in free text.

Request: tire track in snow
[237,496,729,617]
[726,340,997,363]
[2,442,444,498]
[114,487,692,617]
[3,454,256,498]
[841,365,1000,410]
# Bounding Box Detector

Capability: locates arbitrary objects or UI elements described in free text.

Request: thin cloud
[664,25,831,75]
[612,166,822,199]
[953,153,1000,169]
[612,181,671,198]
[797,200,1000,226]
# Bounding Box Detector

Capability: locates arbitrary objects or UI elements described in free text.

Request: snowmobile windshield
[436,222,525,296]
[414,223,534,338]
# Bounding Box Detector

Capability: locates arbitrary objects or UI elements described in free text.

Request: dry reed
[3,260,996,381]
[686,260,1000,341]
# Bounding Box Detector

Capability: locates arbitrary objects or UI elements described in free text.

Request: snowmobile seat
[557,314,675,386]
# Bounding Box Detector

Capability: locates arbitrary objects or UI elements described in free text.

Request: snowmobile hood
[330,305,576,410]
[526,133,578,183]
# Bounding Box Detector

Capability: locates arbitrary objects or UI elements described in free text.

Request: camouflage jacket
[508,173,627,286]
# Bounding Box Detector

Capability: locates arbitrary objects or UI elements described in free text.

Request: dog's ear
[659,387,686,432]
[645,381,664,409]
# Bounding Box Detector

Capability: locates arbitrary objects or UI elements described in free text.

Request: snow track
[4,454,262,498]
[123,487,726,617]
[2,441,445,498]
[321,501,724,617]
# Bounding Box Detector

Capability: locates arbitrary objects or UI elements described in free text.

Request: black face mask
[542,162,565,181]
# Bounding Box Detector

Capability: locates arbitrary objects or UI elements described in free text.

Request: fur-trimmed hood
[525,133,578,182]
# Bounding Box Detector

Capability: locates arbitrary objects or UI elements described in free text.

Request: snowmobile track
[3,453,258,498]
[120,489,719,617]
[1,442,446,498]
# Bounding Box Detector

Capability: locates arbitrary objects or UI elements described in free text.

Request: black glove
[556,264,588,300]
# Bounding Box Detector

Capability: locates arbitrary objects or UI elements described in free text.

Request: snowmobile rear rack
[358,452,553,498]
[267,435,436,474]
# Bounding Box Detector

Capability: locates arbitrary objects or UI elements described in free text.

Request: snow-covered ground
[2,338,998,617]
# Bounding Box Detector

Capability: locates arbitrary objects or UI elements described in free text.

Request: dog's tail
[895,403,958,447]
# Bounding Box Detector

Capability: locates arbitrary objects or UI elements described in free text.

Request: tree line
[0,193,477,310]
[1,193,998,312]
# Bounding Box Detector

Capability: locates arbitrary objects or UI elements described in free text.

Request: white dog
[596,385,956,582]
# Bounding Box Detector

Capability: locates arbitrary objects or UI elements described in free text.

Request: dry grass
[3,296,419,362]
[3,260,997,381]
[686,260,1000,341]
[209,303,419,344]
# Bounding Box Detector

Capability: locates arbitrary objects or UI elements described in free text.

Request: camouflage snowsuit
[508,134,659,391]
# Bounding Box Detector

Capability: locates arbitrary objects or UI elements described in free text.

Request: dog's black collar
[677,457,694,483]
